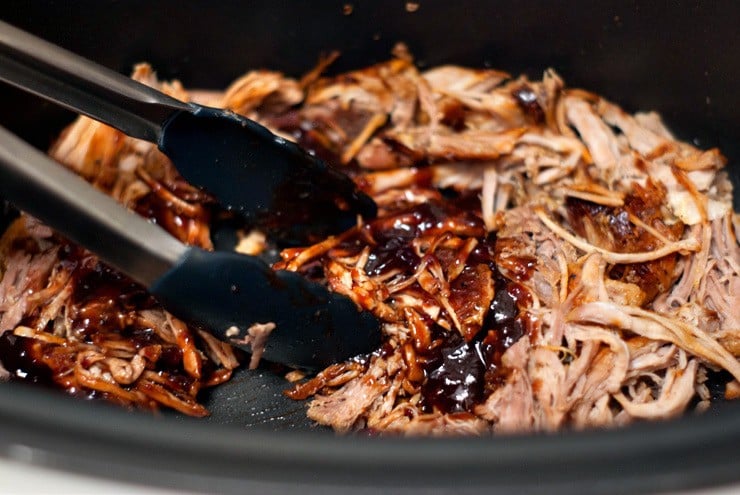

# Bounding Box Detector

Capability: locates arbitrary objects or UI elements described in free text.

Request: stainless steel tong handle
[0,126,382,370]
[0,125,185,287]
[0,20,191,143]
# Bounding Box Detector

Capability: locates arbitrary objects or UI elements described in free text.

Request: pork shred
[1,52,739,433]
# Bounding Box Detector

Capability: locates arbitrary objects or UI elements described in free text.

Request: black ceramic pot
[0,1,738,493]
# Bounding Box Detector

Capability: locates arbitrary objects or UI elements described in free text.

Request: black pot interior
[0,1,739,493]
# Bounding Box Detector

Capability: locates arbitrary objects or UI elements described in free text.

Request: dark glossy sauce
[339,200,534,414]
[133,194,190,244]
[0,247,192,395]
[69,257,196,377]
[418,268,531,413]
[74,260,144,307]
[363,201,486,276]
[420,329,485,413]
[0,333,53,384]
[72,257,153,333]
[365,237,420,276]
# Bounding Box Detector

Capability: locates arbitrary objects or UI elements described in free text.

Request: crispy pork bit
[0,51,738,432]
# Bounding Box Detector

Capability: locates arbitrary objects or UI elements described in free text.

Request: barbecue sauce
[418,267,531,414]
[0,333,53,384]
[0,246,194,399]
[354,204,533,414]
[364,201,486,276]
[420,329,485,413]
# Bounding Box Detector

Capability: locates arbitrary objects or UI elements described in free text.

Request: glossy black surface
[161,106,377,244]
[0,1,738,493]
[152,247,380,370]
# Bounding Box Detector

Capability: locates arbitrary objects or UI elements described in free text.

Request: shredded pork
[0,51,738,434]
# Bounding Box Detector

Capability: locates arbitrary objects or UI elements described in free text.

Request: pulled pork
[276,51,739,434]
[0,51,738,434]
[0,66,239,416]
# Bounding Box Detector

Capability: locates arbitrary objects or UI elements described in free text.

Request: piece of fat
[667,191,730,225]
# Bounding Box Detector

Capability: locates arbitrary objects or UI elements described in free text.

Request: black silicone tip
[149,247,381,370]
[159,106,377,245]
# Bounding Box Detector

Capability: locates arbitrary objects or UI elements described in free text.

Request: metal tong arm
[0,125,187,287]
[0,20,191,143]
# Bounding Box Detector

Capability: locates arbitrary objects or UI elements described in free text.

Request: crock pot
[0,2,738,493]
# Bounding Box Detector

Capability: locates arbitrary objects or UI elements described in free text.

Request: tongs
[0,20,376,244]
[0,22,381,370]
